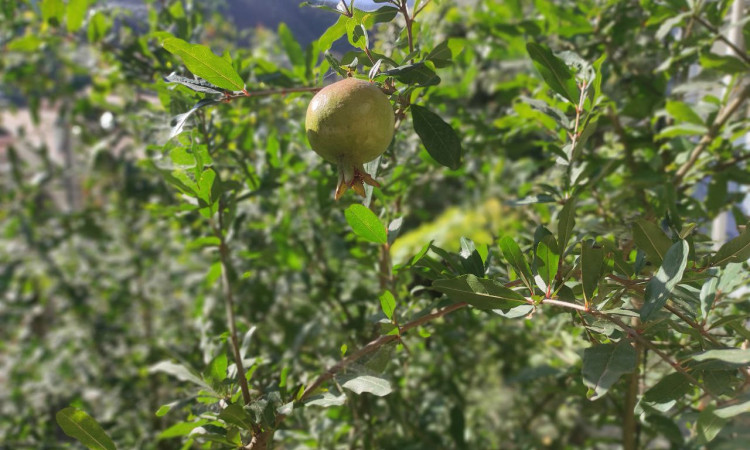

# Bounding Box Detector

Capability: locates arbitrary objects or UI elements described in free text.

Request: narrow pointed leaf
[535,234,560,289]
[432,274,528,310]
[526,42,579,104]
[691,349,750,365]
[218,404,255,430]
[379,290,396,320]
[557,198,577,255]
[499,236,534,290]
[345,204,387,244]
[582,341,636,400]
[337,373,392,397]
[640,240,689,320]
[55,408,116,450]
[711,226,750,267]
[411,104,462,169]
[643,373,691,404]
[632,219,672,265]
[162,37,244,91]
[149,361,211,390]
[581,241,604,304]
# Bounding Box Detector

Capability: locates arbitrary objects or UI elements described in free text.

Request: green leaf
[697,407,726,444]
[632,219,672,265]
[665,100,703,125]
[379,291,396,320]
[346,21,368,48]
[643,373,691,404]
[218,404,255,430]
[66,0,89,32]
[149,361,211,391]
[41,0,65,26]
[87,11,110,42]
[55,407,116,450]
[714,399,750,419]
[432,274,528,311]
[317,15,347,52]
[700,52,748,74]
[206,353,228,385]
[645,414,684,444]
[155,402,178,417]
[355,6,399,27]
[655,123,708,139]
[582,341,636,400]
[591,53,606,102]
[640,240,689,320]
[526,42,579,104]
[557,198,577,255]
[304,391,347,407]
[581,241,604,305]
[534,234,560,290]
[278,23,305,70]
[691,349,750,365]
[383,62,440,86]
[700,275,718,320]
[161,37,244,91]
[499,236,534,291]
[711,226,750,267]
[158,419,208,439]
[337,373,392,397]
[459,237,485,277]
[426,40,453,68]
[345,204,387,244]
[411,104,462,170]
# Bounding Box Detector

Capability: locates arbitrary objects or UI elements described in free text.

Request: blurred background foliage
[1,0,749,448]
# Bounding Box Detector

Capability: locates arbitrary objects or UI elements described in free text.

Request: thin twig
[413,0,432,18]
[298,302,468,402]
[214,212,253,406]
[674,84,750,186]
[400,0,415,57]
[692,14,750,66]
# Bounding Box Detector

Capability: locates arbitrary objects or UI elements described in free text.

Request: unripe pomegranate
[305,78,395,199]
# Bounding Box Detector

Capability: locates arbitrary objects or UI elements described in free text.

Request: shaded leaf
[526,42,579,104]
[218,404,254,430]
[711,226,750,267]
[411,104,462,169]
[581,240,604,305]
[582,341,636,400]
[557,198,577,254]
[534,234,560,290]
[432,274,528,311]
[383,62,440,86]
[643,373,691,404]
[641,240,689,320]
[632,219,672,265]
[499,236,534,291]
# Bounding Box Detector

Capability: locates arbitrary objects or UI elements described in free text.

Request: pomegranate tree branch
[692,14,750,66]
[298,301,468,403]
[674,84,749,186]
[214,205,253,406]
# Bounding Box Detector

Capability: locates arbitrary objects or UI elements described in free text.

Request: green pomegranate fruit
[305,77,395,199]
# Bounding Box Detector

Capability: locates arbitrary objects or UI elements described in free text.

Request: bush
[1,0,749,448]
